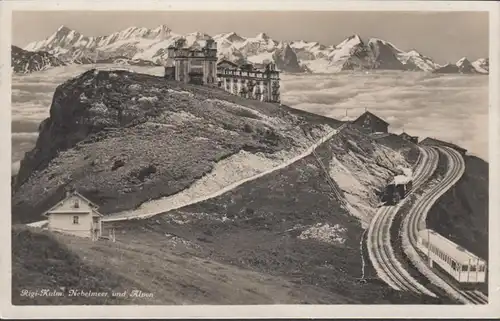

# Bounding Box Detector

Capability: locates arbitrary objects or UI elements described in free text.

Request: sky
[12,11,489,63]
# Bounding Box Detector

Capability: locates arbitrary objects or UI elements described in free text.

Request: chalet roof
[419,137,467,153]
[353,111,389,125]
[42,190,103,217]
[399,132,418,138]
[419,229,485,265]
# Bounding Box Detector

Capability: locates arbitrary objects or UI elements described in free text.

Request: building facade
[166,38,218,85]
[217,61,281,103]
[43,191,103,240]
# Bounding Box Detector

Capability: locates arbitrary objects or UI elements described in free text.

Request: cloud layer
[280,71,488,161]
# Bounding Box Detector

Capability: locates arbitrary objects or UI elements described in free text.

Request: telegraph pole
[427,229,431,266]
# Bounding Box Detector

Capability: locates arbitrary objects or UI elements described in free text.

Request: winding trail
[29,124,346,226]
[367,146,439,297]
[102,124,347,222]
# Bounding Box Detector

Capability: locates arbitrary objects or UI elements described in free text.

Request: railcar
[417,229,487,284]
[380,178,413,206]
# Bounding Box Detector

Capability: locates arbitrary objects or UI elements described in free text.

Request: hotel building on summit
[164,37,281,103]
[216,60,281,103]
[164,38,218,85]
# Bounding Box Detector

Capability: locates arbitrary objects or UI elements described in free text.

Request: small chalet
[352,111,389,134]
[43,190,103,240]
[419,137,467,155]
[399,132,419,144]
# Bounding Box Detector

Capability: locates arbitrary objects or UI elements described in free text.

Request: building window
[451,261,457,270]
[73,216,79,224]
[73,200,79,208]
[470,265,477,272]
[461,265,469,272]
[479,265,486,272]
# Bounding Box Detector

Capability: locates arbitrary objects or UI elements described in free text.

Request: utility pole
[427,229,431,266]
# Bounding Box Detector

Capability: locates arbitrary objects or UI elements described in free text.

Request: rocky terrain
[21,25,489,74]
[11,45,66,74]
[102,126,444,304]
[12,69,341,224]
[11,67,488,304]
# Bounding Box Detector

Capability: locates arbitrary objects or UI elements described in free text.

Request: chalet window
[73,200,80,208]
[470,265,477,272]
[461,265,469,272]
[73,216,79,224]
[479,265,486,272]
[451,261,457,270]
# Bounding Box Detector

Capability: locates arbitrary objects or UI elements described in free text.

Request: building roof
[399,132,418,138]
[353,111,389,126]
[217,59,238,68]
[42,190,103,217]
[419,137,467,153]
[418,229,485,265]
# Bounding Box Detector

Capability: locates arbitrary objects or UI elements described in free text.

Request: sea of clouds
[11,66,488,175]
[281,71,489,161]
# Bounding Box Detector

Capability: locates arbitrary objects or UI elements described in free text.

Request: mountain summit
[22,26,489,74]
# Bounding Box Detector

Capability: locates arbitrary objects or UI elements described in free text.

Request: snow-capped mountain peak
[57,25,71,32]
[367,37,404,53]
[255,32,270,41]
[472,58,489,74]
[224,32,245,43]
[456,57,470,66]
[21,26,489,75]
[339,34,364,47]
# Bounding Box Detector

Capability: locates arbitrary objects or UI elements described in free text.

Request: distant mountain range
[11,45,66,73]
[16,25,489,74]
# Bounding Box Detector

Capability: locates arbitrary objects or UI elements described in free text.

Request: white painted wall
[48,212,92,238]
[46,195,101,238]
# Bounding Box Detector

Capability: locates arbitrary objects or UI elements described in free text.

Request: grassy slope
[12,225,349,305]
[426,155,488,260]
[13,70,342,224]
[107,128,439,304]
[12,226,149,305]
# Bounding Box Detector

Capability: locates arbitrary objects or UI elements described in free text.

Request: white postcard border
[1,0,498,319]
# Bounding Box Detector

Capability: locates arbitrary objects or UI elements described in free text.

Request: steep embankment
[12,69,341,224]
[106,126,440,304]
[426,155,488,260]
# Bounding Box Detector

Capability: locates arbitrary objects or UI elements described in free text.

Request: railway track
[461,290,488,304]
[367,146,438,296]
[401,146,487,304]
